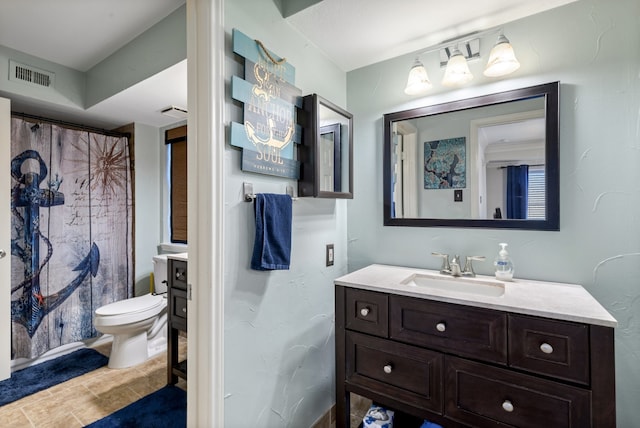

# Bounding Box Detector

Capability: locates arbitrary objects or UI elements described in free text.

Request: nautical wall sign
[231,28,302,179]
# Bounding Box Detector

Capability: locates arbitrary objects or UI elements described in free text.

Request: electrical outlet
[326,244,334,267]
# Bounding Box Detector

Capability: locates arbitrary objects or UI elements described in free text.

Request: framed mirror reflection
[383,81,559,230]
[299,94,353,199]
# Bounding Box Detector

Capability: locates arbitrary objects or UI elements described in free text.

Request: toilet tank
[152,255,169,294]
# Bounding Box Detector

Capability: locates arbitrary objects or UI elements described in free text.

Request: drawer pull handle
[502,400,514,412]
[360,307,370,317]
[383,364,393,374]
[182,307,187,313]
[540,343,554,354]
[436,322,446,332]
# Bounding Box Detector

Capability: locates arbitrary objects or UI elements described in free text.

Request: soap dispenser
[494,243,514,281]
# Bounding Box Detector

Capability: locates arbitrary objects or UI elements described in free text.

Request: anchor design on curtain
[10,150,100,338]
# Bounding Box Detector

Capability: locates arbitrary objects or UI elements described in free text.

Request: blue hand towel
[251,193,292,270]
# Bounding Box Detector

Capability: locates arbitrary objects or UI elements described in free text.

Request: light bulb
[442,49,473,86]
[404,59,432,95]
[484,34,520,77]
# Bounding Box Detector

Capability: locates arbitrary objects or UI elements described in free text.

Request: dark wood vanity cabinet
[336,286,616,428]
[167,258,187,385]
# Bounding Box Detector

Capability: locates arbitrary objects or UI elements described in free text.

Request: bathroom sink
[400,273,505,297]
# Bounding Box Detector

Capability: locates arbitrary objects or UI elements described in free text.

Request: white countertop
[335,264,617,327]
[167,252,188,261]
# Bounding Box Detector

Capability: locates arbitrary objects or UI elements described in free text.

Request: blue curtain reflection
[506,165,529,219]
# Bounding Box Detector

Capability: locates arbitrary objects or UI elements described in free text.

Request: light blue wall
[0,45,85,109]
[133,123,164,295]
[347,0,639,426]
[0,6,185,112]
[224,1,347,427]
[85,5,186,107]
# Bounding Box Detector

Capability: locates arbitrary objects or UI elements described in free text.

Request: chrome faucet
[450,255,462,276]
[461,255,486,277]
[432,252,485,277]
[431,252,451,275]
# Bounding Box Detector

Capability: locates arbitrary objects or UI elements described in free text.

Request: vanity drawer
[345,288,388,338]
[445,356,591,428]
[346,331,442,414]
[170,288,188,329]
[171,260,188,290]
[390,296,507,364]
[509,314,590,385]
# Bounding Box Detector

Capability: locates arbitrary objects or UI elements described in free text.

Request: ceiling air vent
[161,106,188,119]
[9,60,55,88]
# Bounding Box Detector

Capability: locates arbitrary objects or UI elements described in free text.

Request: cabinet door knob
[436,322,446,332]
[540,343,554,354]
[502,400,514,412]
[383,364,393,374]
[182,307,187,313]
[360,307,370,317]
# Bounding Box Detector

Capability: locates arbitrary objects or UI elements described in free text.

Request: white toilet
[94,255,169,369]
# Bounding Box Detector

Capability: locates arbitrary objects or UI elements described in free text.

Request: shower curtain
[10,117,133,359]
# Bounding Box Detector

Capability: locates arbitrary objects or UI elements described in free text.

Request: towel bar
[243,182,298,202]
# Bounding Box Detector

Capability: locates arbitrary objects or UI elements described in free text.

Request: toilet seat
[95,294,166,327]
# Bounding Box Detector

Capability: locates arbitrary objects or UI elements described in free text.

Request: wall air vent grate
[9,60,55,88]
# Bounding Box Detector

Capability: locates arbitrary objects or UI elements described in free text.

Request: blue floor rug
[86,385,186,428]
[0,348,108,406]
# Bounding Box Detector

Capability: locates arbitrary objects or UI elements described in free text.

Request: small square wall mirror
[298,94,353,199]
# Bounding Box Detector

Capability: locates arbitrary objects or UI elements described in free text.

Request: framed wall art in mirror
[383,81,559,230]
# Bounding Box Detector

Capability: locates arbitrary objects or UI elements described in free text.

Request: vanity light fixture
[483,34,521,77]
[404,58,432,95]
[403,28,520,94]
[441,48,474,86]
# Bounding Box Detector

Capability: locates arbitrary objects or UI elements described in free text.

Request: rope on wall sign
[255,39,287,65]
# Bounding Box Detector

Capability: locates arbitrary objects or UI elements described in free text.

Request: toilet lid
[95,294,164,316]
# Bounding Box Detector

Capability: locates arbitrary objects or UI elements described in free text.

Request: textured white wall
[224,1,347,427]
[347,0,639,426]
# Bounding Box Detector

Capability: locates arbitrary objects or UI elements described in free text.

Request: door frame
[186,0,225,426]
[0,97,11,380]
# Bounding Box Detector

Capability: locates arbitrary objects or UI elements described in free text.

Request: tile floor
[1,337,373,428]
[350,394,373,428]
[0,337,187,427]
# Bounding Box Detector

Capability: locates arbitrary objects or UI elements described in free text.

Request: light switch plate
[326,244,334,267]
